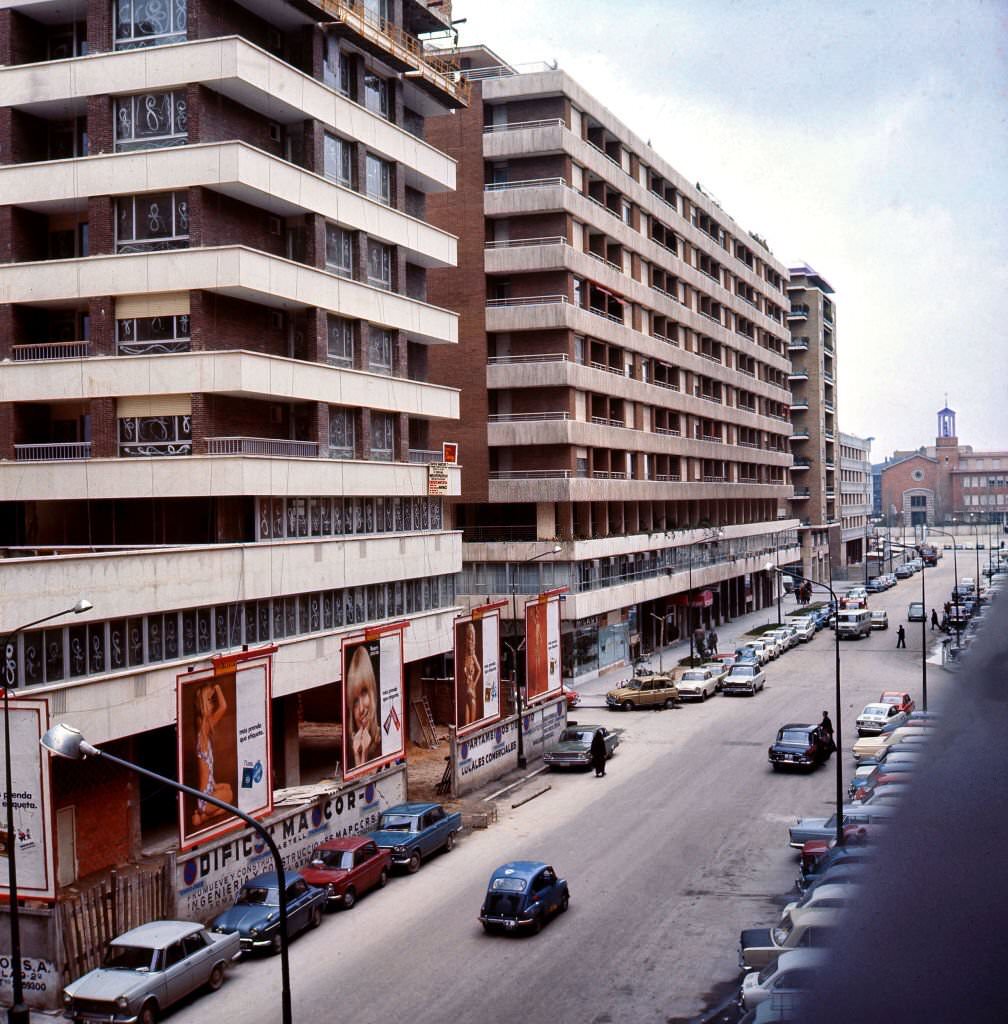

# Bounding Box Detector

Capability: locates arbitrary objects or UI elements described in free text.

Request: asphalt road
[171,557,960,1024]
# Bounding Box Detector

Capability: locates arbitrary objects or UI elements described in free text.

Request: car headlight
[117,996,129,1009]
[249,927,260,937]
[63,994,72,1006]
[327,883,336,895]
[393,845,406,855]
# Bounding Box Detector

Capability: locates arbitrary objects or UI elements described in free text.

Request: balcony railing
[487,353,568,365]
[490,470,572,480]
[319,0,470,105]
[788,338,809,351]
[653,427,682,436]
[483,118,565,133]
[485,177,566,192]
[408,448,443,464]
[485,236,566,249]
[590,416,626,428]
[793,488,811,497]
[206,437,320,458]
[489,412,569,422]
[788,305,810,319]
[14,442,92,461]
[11,340,91,362]
[487,295,568,308]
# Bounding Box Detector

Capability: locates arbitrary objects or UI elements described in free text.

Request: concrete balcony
[1,350,460,421]
[0,142,457,269]
[487,476,794,504]
[0,454,461,502]
[0,36,455,193]
[0,247,458,346]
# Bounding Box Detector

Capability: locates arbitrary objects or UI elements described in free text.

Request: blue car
[211,870,326,954]
[368,802,462,874]
[479,861,570,934]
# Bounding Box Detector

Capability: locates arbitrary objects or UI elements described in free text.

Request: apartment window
[327,316,355,367]
[323,133,353,188]
[324,40,354,98]
[371,412,395,461]
[114,0,187,50]
[118,414,191,456]
[367,241,393,290]
[115,91,187,151]
[366,154,392,205]
[621,199,632,226]
[368,327,393,374]
[363,73,390,119]
[325,225,354,278]
[117,313,191,355]
[116,192,189,253]
[364,0,390,21]
[328,407,356,459]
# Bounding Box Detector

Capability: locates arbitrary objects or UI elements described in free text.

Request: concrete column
[279,694,301,789]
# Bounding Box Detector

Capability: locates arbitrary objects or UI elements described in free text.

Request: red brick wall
[0,108,49,165]
[86,0,113,54]
[190,0,313,74]
[425,83,490,503]
[189,290,291,356]
[198,394,292,449]
[53,740,138,881]
[86,95,115,157]
[190,187,286,256]
[187,85,284,158]
[0,206,47,262]
[490,155,566,184]
[880,455,940,520]
[0,8,47,65]
[91,397,118,457]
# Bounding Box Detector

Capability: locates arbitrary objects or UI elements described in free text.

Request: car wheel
[481,921,493,934]
[664,698,675,709]
[699,690,707,702]
[529,915,542,935]
[343,887,356,910]
[445,831,456,853]
[139,1001,159,1024]
[378,868,389,889]
[407,850,422,874]
[621,700,634,711]
[207,963,225,992]
[270,932,283,956]
[559,892,569,913]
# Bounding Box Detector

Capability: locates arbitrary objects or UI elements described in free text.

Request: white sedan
[856,702,908,736]
[678,667,720,701]
[722,663,766,696]
[785,617,816,642]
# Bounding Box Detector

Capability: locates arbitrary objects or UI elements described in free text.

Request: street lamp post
[509,545,562,770]
[767,564,844,846]
[2,599,92,1024]
[775,532,782,626]
[928,527,961,649]
[39,723,294,1024]
[889,540,929,713]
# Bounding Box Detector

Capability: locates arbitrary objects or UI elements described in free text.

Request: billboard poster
[342,629,405,781]
[454,609,501,736]
[0,697,55,900]
[177,650,273,849]
[525,595,562,704]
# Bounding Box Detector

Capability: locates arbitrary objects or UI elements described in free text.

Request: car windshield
[103,943,157,971]
[779,728,811,744]
[559,729,592,742]
[378,814,415,831]
[757,960,780,984]
[312,849,353,870]
[238,886,278,906]
[732,666,755,676]
[491,876,527,893]
[681,671,703,681]
[771,914,793,946]
[861,705,888,716]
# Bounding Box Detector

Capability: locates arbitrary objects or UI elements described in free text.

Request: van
[836,608,871,639]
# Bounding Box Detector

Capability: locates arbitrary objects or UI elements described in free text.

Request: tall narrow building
[786,263,838,580]
[425,47,800,679]
[0,0,464,982]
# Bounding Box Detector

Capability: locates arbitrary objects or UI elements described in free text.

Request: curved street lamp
[766,564,844,847]
[38,723,294,1024]
[2,598,92,1024]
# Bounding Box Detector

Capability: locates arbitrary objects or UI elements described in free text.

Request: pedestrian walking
[944,600,952,619]
[590,729,607,777]
[819,710,836,754]
[896,625,906,648]
[930,608,939,631]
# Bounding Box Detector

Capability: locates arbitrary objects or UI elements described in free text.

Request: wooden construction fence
[57,862,172,981]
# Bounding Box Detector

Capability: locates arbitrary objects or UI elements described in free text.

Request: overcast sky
[453,0,1008,460]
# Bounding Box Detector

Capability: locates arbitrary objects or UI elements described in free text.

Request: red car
[799,826,869,873]
[299,836,391,910]
[879,690,915,715]
[563,687,581,709]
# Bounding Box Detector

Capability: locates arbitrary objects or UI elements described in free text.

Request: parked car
[368,802,462,873]
[700,660,731,686]
[739,905,841,970]
[606,673,679,710]
[63,920,239,1024]
[785,616,816,642]
[797,846,876,892]
[739,949,828,1011]
[870,609,889,630]
[894,564,914,579]
[543,724,619,769]
[678,666,720,701]
[768,723,832,771]
[478,861,569,934]
[737,641,770,665]
[563,687,581,709]
[762,630,792,655]
[853,727,928,762]
[841,587,868,608]
[299,836,391,910]
[723,663,766,696]
[856,702,907,736]
[788,803,899,847]
[880,690,915,714]
[211,871,325,954]
[865,577,886,594]
[781,881,861,920]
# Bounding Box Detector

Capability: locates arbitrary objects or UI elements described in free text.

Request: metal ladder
[412,697,439,748]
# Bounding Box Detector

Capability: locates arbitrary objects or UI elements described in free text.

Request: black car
[768,723,833,771]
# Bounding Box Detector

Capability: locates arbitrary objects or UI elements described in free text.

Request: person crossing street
[896,624,907,648]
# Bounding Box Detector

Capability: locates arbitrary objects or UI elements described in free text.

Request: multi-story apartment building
[424,46,799,680]
[786,263,837,580]
[0,0,465,949]
[838,431,872,570]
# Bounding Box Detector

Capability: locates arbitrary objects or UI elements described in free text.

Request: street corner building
[0,0,467,1009]
[421,45,803,681]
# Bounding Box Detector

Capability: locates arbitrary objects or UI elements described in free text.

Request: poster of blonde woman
[177,650,273,848]
[342,629,405,780]
[454,610,500,735]
[525,595,562,704]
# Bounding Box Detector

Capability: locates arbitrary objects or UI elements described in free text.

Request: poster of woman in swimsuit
[177,651,273,848]
[454,610,500,736]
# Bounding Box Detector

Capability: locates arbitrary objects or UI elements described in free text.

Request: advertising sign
[177,649,273,849]
[0,696,55,900]
[525,595,562,704]
[454,609,501,736]
[427,463,449,495]
[452,717,518,797]
[175,765,407,920]
[522,695,568,760]
[342,629,405,781]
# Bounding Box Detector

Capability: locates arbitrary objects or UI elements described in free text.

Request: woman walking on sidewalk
[591,729,608,777]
